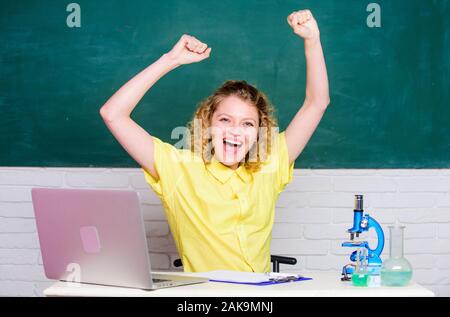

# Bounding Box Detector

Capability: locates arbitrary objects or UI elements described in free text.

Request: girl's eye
[219,118,253,127]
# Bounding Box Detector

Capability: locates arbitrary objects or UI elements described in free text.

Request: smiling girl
[100,9,329,272]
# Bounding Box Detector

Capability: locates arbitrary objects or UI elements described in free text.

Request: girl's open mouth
[223,138,243,157]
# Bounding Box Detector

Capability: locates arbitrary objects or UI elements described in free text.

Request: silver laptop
[31,188,208,290]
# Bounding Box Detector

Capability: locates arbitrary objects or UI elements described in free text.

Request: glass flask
[352,248,369,287]
[381,225,413,286]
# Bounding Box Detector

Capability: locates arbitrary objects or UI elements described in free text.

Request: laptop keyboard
[152,278,171,283]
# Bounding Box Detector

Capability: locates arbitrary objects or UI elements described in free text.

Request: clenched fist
[166,34,211,66]
[287,10,320,40]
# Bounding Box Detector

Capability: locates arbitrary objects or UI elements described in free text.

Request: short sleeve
[142,136,182,201]
[276,131,295,191]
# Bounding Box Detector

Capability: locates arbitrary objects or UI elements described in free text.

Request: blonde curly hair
[187,80,278,173]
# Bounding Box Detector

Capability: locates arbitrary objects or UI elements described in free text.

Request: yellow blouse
[143,131,294,272]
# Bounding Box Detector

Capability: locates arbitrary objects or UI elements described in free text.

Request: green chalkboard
[1,0,449,168]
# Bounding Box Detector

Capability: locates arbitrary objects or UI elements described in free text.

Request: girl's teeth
[223,139,242,146]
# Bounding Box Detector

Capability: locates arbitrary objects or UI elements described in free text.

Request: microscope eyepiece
[355,194,364,211]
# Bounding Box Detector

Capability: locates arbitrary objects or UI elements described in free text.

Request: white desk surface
[44,271,434,297]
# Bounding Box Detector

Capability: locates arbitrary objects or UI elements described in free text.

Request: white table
[44,271,434,297]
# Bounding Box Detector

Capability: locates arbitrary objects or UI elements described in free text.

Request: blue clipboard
[209,276,312,286]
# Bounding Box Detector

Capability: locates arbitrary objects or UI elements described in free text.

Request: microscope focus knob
[360,218,369,229]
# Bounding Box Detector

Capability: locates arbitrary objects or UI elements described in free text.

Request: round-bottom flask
[381,225,413,286]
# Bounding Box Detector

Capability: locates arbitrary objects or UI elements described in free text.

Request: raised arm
[284,10,330,164]
[100,35,211,179]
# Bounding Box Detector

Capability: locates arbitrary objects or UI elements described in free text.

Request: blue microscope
[341,195,385,282]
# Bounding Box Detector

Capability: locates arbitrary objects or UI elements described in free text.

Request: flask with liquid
[380,225,413,286]
[352,248,369,287]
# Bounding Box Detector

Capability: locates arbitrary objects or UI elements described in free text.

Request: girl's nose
[228,126,242,136]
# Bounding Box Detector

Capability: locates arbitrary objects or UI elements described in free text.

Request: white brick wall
[0,167,449,296]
